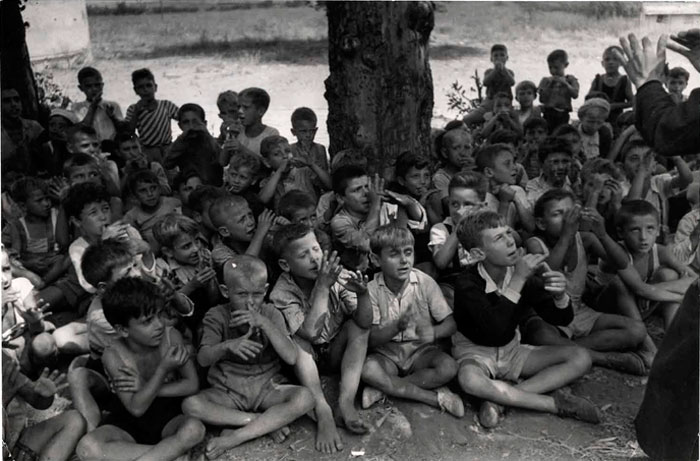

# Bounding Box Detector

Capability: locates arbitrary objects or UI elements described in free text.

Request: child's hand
[103,222,131,242]
[514,252,548,280]
[276,157,291,173]
[542,270,568,299]
[396,311,412,332]
[2,359,26,405]
[230,309,267,330]
[291,151,311,168]
[17,297,51,325]
[497,185,516,203]
[415,317,435,344]
[368,174,385,205]
[33,368,68,398]
[187,267,216,291]
[161,345,190,371]
[316,250,342,289]
[224,328,263,361]
[256,209,277,234]
[339,270,369,294]
[605,179,624,206]
[384,190,413,207]
[581,207,607,237]
[222,136,241,154]
[48,177,69,202]
[562,204,581,238]
[111,366,142,393]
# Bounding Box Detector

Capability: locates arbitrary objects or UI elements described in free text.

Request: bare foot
[337,402,371,435]
[269,425,291,443]
[315,403,344,453]
[205,429,242,460]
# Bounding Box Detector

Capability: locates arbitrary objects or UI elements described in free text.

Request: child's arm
[432,315,457,340]
[607,125,637,161]
[658,243,695,277]
[563,75,580,99]
[479,113,500,137]
[245,209,277,257]
[482,68,496,87]
[258,160,289,205]
[293,153,331,190]
[498,186,535,232]
[156,329,199,397]
[668,156,694,191]
[384,191,423,223]
[342,271,373,329]
[626,151,653,200]
[369,314,409,348]
[230,308,297,365]
[17,368,66,410]
[40,255,71,286]
[537,78,550,105]
[432,228,460,270]
[300,251,342,342]
[673,213,700,264]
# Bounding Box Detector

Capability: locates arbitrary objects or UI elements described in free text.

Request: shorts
[452,331,534,382]
[558,304,602,339]
[104,396,183,445]
[11,440,38,461]
[373,342,439,376]
[52,272,87,310]
[207,366,287,412]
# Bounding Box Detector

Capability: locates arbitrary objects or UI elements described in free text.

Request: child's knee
[564,346,592,373]
[76,433,101,460]
[31,332,58,361]
[52,328,76,350]
[181,394,205,417]
[64,409,88,435]
[628,319,647,343]
[177,417,206,447]
[361,358,383,381]
[457,363,484,392]
[434,354,458,380]
[653,267,680,282]
[292,387,315,413]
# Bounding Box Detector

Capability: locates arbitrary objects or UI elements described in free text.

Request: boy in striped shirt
[125,68,178,164]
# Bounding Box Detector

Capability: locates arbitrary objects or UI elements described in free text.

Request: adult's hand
[667,29,700,73]
[613,33,668,89]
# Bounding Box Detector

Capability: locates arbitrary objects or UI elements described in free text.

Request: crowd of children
[1,40,698,460]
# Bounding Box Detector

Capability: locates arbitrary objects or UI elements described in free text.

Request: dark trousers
[542,107,570,133]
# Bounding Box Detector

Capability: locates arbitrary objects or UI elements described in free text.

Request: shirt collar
[477,262,514,295]
[376,269,418,291]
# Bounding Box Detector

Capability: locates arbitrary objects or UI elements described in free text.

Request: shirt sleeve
[125,104,135,123]
[367,281,383,326]
[167,101,179,120]
[428,223,449,255]
[422,273,452,322]
[199,307,226,348]
[334,273,358,315]
[270,283,306,336]
[330,214,371,252]
[69,240,95,293]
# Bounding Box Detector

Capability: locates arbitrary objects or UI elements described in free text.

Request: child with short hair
[182,255,314,458]
[122,169,182,249]
[61,153,124,220]
[278,189,332,252]
[65,125,121,196]
[463,44,515,126]
[216,90,242,142]
[270,224,373,451]
[524,190,647,374]
[259,135,331,206]
[173,169,202,218]
[667,66,690,104]
[116,131,170,196]
[514,80,542,126]
[187,185,226,243]
[1,88,45,178]
[164,103,224,186]
[538,49,580,132]
[475,143,534,232]
[480,92,523,139]
[125,68,179,164]
[36,108,78,179]
[526,137,574,207]
[72,66,123,143]
[75,277,205,461]
[453,210,599,428]
[224,151,266,217]
[237,87,280,156]
[574,98,612,160]
[587,46,634,125]
[580,157,625,237]
[672,183,700,271]
[520,117,549,179]
[290,106,329,173]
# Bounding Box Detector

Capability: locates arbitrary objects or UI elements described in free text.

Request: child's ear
[219,283,229,299]
[69,216,81,229]
[161,247,174,259]
[96,281,108,296]
[217,226,230,238]
[278,258,290,273]
[468,247,486,263]
[368,251,380,268]
[191,212,203,224]
[483,167,494,179]
[535,217,547,232]
[114,324,129,338]
[397,176,406,187]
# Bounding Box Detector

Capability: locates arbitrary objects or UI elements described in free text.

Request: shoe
[436,387,465,418]
[361,386,385,409]
[553,389,600,424]
[602,352,647,376]
[478,401,503,428]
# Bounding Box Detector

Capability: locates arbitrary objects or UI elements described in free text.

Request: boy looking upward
[538,49,580,132]
[182,256,314,459]
[72,67,123,144]
[453,211,599,428]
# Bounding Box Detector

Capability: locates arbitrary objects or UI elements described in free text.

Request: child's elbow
[441,316,457,336]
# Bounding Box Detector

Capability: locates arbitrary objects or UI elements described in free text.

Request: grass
[86,0,309,16]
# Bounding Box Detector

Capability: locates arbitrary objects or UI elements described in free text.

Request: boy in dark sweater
[452,210,599,428]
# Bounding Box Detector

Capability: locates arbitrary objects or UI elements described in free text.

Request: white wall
[24,0,91,62]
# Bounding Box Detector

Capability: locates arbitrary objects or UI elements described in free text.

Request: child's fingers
[39,368,50,379]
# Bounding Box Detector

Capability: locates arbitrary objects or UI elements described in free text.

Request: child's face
[377,244,415,283]
[487,151,517,185]
[77,200,111,240]
[226,166,255,194]
[265,142,293,170]
[493,98,512,114]
[601,53,620,74]
[227,273,267,313]
[291,120,318,146]
[238,96,264,127]
[133,78,157,101]
[169,233,201,266]
[477,225,518,267]
[24,189,52,219]
[548,60,567,77]
[622,147,652,179]
[178,111,206,133]
[525,127,548,147]
[2,251,13,290]
[539,197,575,236]
[342,176,370,214]
[516,88,535,108]
[68,133,101,156]
[133,181,161,210]
[491,50,508,64]
[442,130,474,169]
[125,312,165,348]
[177,176,202,205]
[218,102,239,123]
[79,76,104,101]
[541,153,572,186]
[448,187,484,223]
[281,231,323,281]
[119,139,148,168]
[667,77,688,95]
[399,166,431,198]
[67,165,101,186]
[583,173,617,205]
[621,214,659,254]
[1,89,22,120]
[580,110,607,135]
[559,132,582,155]
[290,206,318,229]
[48,116,71,142]
[109,258,144,283]
[219,204,256,242]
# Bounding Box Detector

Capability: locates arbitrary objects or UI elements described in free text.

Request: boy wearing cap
[574,98,613,160]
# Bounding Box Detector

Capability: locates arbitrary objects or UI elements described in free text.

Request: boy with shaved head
[183,255,313,459]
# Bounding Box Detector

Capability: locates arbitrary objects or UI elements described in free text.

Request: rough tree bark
[325,1,434,175]
[1,0,39,119]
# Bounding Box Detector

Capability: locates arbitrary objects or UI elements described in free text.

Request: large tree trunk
[1,0,39,120]
[325,2,434,175]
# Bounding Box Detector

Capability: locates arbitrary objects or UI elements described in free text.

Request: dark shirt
[453,265,573,347]
[164,130,223,186]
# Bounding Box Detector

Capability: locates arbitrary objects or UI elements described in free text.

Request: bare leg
[361,354,439,407]
[182,389,257,426]
[403,349,458,389]
[68,367,110,432]
[37,285,67,312]
[19,409,86,461]
[293,337,343,454]
[610,277,657,367]
[516,345,591,394]
[53,322,89,355]
[205,385,314,459]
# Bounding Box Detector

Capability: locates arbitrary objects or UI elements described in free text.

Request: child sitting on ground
[573,97,612,160]
[475,143,534,232]
[290,107,329,173]
[538,49,580,132]
[65,126,121,197]
[259,135,331,206]
[519,117,549,179]
[34,108,78,179]
[60,153,123,220]
[125,68,179,164]
[224,150,265,217]
[429,172,490,306]
[514,80,542,126]
[237,87,280,156]
[277,189,332,251]
[523,190,647,375]
[75,277,205,461]
[672,183,700,271]
[479,92,523,139]
[453,210,599,428]
[72,66,123,146]
[667,66,689,104]
[360,225,464,418]
[164,103,224,186]
[173,169,202,218]
[579,158,625,237]
[526,137,574,208]
[463,44,515,127]
[122,169,182,250]
[116,131,170,196]
[270,224,373,452]
[587,46,634,125]
[182,255,314,459]
[187,185,226,245]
